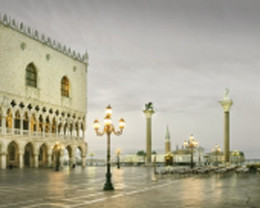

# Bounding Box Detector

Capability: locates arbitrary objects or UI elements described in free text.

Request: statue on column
[145,102,154,111]
[223,88,231,101]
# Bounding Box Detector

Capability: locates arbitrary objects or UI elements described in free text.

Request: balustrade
[1,124,84,139]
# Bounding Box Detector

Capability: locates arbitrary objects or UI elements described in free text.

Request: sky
[1,0,260,159]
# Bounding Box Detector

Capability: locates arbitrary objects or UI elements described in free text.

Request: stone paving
[0,166,259,208]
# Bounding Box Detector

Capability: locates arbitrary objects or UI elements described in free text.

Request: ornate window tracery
[26,63,37,88]
[61,76,70,97]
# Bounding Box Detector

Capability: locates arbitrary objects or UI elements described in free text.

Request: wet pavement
[0,166,259,208]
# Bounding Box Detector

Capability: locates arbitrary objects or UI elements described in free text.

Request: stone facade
[0,14,88,169]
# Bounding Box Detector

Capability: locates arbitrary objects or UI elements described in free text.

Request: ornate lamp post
[183,134,198,169]
[93,105,125,191]
[212,144,221,165]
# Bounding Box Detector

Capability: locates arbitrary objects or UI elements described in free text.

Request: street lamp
[93,105,125,191]
[183,134,198,169]
[89,152,95,166]
[115,148,121,169]
[212,144,221,166]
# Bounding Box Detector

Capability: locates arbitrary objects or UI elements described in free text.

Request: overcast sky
[1,0,260,159]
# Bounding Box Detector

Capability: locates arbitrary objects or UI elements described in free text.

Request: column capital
[143,109,155,118]
[219,100,233,112]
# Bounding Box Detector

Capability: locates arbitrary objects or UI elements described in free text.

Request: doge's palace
[0,14,88,169]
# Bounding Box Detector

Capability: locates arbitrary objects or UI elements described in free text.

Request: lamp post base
[103,172,114,191]
[103,183,114,191]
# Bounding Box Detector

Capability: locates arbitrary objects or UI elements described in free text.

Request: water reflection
[113,168,125,189]
[47,171,66,198]
[88,166,96,178]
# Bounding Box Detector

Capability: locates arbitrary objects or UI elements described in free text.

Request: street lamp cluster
[93,105,125,191]
[183,134,198,169]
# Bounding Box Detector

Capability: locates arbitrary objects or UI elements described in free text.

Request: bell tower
[165,125,171,154]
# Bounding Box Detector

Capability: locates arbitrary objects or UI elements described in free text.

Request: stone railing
[1,127,84,140]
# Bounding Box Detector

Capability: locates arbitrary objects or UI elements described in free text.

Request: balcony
[0,126,84,141]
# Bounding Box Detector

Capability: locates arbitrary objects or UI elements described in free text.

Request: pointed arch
[51,117,56,134]
[24,142,34,167]
[14,110,21,130]
[38,115,43,132]
[26,63,37,88]
[6,109,13,131]
[75,146,83,166]
[7,141,19,168]
[61,76,70,97]
[45,116,50,133]
[23,112,29,131]
[75,121,79,137]
[39,143,48,167]
[30,113,37,132]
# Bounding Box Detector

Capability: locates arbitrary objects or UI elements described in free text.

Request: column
[20,117,23,135]
[143,103,155,165]
[19,153,24,169]
[72,123,76,138]
[82,129,85,140]
[55,122,59,137]
[28,116,31,137]
[60,151,64,169]
[34,154,39,168]
[48,121,52,137]
[1,153,6,169]
[219,89,233,164]
[47,154,52,168]
[12,115,15,135]
[81,155,86,167]
[70,152,76,168]
[1,114,6,134]
[42,122,46,138]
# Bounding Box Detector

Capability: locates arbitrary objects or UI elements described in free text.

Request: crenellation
[68,47,71,55]
[3,13,8,25]
[27,26,32,36]
[72,51,76,58]
[34,30,39,39]
[46,37,52,46]
[11,18,17,28]
[52,39,56,48]
[19,22,24,31]
[0,13,89,64]
[41,33,46,42]
[63,45,67,53]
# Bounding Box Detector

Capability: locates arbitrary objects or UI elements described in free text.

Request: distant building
[165,126,171,153]
[205,150,245,165]
[173,146,205,166]
[164,126,173,165]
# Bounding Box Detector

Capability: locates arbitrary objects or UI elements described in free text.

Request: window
[61,76,70,97]
[26,63,37,87]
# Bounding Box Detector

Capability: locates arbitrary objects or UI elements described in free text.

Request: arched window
[61,76,70,97]
[26,63,37,88]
